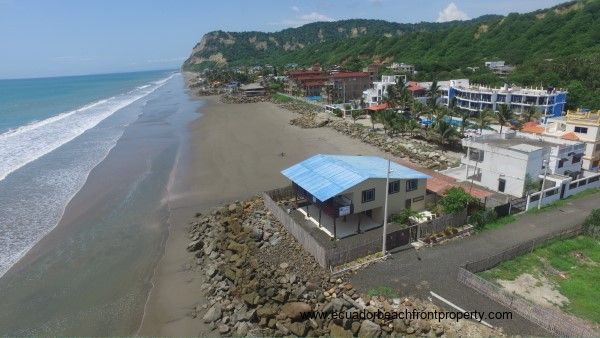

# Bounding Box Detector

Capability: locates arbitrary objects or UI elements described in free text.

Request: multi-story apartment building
[445,132,585,197]
[362,75,405,107]
[325,71,371,103]
[534,110,600,171]
[437,80,567,119]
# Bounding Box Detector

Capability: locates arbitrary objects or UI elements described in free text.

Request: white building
[362,75,405,107]
[388,63,415,75]
[485,61,506,69]
[437,79,567,120]
[539,110,600,171]
[443,132,585,197]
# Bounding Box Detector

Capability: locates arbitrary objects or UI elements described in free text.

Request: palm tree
[370,110,379,131]
[458,109,470,136]
[407,118,420,137]
[386,85,398,108]
[476,109,493,134]
[495,104,514,134]
[379,109,397,135]
[523,105,540,122]
[351,109,362,124]
[435,119,458,148]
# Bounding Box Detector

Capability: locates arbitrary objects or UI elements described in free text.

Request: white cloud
[272,11,334,27]
[291,5,299,12]
[437,2,469,22]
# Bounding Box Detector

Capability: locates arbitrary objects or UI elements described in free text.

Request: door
[560,183,566,199]
[405,198,412,209]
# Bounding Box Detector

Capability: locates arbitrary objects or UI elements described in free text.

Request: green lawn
[480,235,600,323]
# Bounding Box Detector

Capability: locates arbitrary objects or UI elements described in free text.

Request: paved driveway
[351,193,599,335]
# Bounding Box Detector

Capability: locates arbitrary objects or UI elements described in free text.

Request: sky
[0,0,567,79]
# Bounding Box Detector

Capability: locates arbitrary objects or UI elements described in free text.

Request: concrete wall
[341,177,427,223]
[525,172,600,210]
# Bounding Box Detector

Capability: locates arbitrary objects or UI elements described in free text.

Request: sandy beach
[138,94,396,335]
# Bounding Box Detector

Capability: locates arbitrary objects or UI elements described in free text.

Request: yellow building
[545,110,600,171]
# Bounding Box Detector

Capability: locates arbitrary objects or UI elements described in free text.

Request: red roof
[366,103,389,111]
[561,132,580,141]
[521,122,545,135]
[330,71,369,79]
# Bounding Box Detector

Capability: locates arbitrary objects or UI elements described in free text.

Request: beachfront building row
[285,66,371,102]
[522,110,600,171]
[443,131,585,197]
[434,80,567,119]
[281,154,429,239]
[362,75,405,107]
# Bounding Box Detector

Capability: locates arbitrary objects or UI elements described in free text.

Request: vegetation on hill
[184,0,600,109]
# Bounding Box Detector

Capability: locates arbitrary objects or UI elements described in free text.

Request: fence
[417,210,468,238]
[458,225,597,337]
[263,190,329,267]
[525,173,600,211]
[264,186,469,268]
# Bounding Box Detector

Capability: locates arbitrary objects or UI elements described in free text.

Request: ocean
[0,70,201,334]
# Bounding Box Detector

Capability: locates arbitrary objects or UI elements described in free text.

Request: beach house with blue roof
[281,154,430,239]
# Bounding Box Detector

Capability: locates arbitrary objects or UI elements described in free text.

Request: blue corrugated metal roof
[281,154,430,202]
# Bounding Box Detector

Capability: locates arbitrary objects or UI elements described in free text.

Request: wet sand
[138,95,395,335]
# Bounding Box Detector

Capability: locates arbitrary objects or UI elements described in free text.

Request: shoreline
[137,83,457,334]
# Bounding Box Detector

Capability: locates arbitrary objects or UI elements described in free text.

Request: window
[388,180,400,194]
[361,188,375,203]
[572,154,582,164]
[498,178,506,192]
[469,149,484,162]
[406,179,418,192]
[574,126,588,134]
[412,196,424,202]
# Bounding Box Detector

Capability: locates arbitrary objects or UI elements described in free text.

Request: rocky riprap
[187,196,502,337]
[221,93,270,104]
[278,100,457,170]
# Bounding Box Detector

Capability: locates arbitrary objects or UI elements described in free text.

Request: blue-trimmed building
[439,80,567,121]
[281,154,430,239]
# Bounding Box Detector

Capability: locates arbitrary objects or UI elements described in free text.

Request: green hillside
[184,0,600,109]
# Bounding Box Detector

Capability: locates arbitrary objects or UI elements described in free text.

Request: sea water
[0,71,201,334]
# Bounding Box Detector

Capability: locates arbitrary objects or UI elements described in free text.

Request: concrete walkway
[351,192,600,336]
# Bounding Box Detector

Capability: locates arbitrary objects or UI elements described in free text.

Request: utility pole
[382,157,391,255]
[537,158,549,210]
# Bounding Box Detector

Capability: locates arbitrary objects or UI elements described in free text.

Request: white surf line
[429,291,494,329]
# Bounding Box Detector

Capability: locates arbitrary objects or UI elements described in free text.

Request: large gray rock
[358,320,381,337]
[202,303,222,323]
[187,239,204,252]
[280,302,311,320]
[287,321,308,337]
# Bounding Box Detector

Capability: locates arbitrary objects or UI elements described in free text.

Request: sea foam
[0,74,175,183]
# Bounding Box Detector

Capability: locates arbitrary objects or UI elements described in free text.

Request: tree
[407,118,420,137]
[386,85,398,108]
[369,110,379,131]
[523,105,540,122]
[476,108,493,133]
[379,109,397,135]
[439,187,477,214]
[390,208,419,225]
[495,104,514,134]
[435,119,458,148]
[351,109,362,124]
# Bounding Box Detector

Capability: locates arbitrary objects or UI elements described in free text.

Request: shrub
[333,108,343,117]
[390,208,418,225]
[423,237,431,244]
[444,227,453,237]
[451,227,459,235]
[439,187,477,214]
[470,209,498,231]
[367,286,399,299]
[583,209,600,239]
